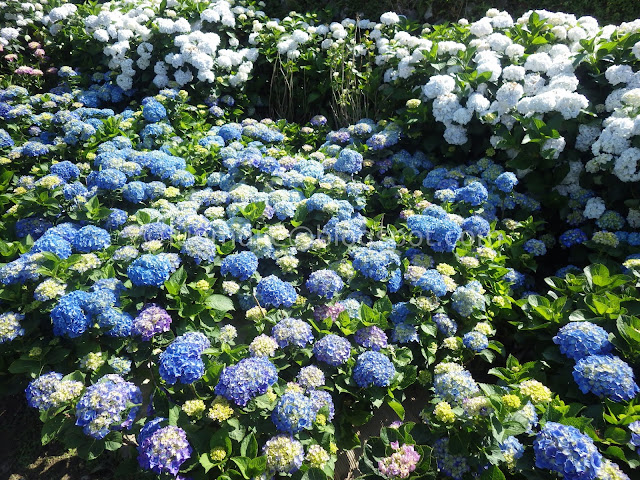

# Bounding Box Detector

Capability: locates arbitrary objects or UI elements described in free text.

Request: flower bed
[1,2,640,480]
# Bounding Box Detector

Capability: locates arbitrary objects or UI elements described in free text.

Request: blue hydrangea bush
[0,2,639,480]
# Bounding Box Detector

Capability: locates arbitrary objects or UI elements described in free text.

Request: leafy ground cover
[1,1,640,480]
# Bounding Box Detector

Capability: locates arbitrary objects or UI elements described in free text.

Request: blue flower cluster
[352,351,396,388]
[181,236,217,265]
[71,225,111,252]
[0,311,25,343]
[433,313,457,336]
[462,332,488,352]
[433,438,470,480]
[221,251,258,281]
[572,355,639,402]
[128,254,176,287]
[215,356,278,407]
[553,322,613,360]
[416,269,447,297]
[433,363,480,405]
[26,372,84,411]
[495,172,518,193]
[407,215,462,253]
[352,242,400,282]
[75,374,142,439]
[272,317,314,348]
[256,275,297,308]
[313,334,352,366]
[306,269,344,299]
[271,391,315,433]
[159,332,211,385]
[334,148,363,174]
[534,422,602,480]
[137,420,192,476]
[451,282,486,317]
[142,98,167,122]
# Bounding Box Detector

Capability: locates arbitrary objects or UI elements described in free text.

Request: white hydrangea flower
[583,197,606,219]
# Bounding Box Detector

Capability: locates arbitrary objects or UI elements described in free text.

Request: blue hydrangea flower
[504,268,526,289]
[434,363,480,405]
[416,269,447,297]
[220,251,258,281]
[534,422,602,480]
[123,181,148,203]
[456,182,488,206]
[463,331,488,352]
[451,283,486,317]
[306,269,344,299]
[495,172,518,193]
[406,215,462,253]
[500,436,524,468]
[256,275,297,308]
[26,372,84,411]
[137,421,192,476]
[128,254,173,287]
[433,437,470,480]
[351,244,400,281]
[352,351,396,388]
[392,322,419,343]
[334,148,363,174]
[524,239,547,256]
[50,161,80,181]
[553,322,613,360]
[141,222,174,242]
[461,216,490,237]
[629,421,640,447]
[181,236,217,265]
[51,290,93,338]
[272,391,315,433]
[0,128,14,148]
[16,217,52,239]
[354,326,388,351]
[32,234,72,259]
[97,307,133,337]
[71,226,111,252]
[313,334,351,366]
[93,168,127,190]
[309,389,335,420]
[560,229,588,248]
[214,356,278,407]
[272,317,314,348]
[159,332,211,385]
[433,313,457,336]
[75,374,142,439]
[104,208,128,230]
[572,355,639,402]
[142,98,167,122]
[21,141,50,157]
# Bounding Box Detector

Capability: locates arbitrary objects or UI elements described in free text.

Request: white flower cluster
[75,0,262,90]
[0,0,47,48]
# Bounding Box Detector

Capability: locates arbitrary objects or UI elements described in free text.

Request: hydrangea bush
[0,2,639,480]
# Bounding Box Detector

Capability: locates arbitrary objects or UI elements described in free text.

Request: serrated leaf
[205,294,235,312]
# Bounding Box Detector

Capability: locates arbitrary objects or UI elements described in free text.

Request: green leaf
[240,433,258,459]
[247,456,267,477]
[231,456,251,479]
[200,453,216,473]
[205,294,235,312]
[169,405,181,426]
[41,415,67,445]
[165,266,187,295]
[387,399,405,420]
[302,467,328,480]
[604,427,631,445]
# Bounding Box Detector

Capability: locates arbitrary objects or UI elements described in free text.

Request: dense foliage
[1,1,640,480]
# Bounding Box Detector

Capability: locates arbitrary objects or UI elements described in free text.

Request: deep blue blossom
[461,216,490,237]
[71,225,111,252]
[128,254,173,287]
[104,208,128,230]
[306,269,344,299]
[0,128,14,148]
[123,181,148,203]
[50,161,80,181]
[573,355,639,402]
[94,168,127,190]
[214,356,278,407]
[334,149,363,174]
[221,251,258,281]
[272,317,314,348]
[256,275,297,308]
[352,351,396,388]
[455,182,488,206]
[463,332,488,352]
[75,374,142,439]
[272,391,315,433]
[416,269,447,297]
[495,172,518,193]
[553,322,613,360]
[313,334,351,366]
[534,422,602,480]
[560,229,588,248]
[159,332,211,385]
[137,420,192,476]
[142,98,167,122]
[32,234,72,259]
[407,215,461,253]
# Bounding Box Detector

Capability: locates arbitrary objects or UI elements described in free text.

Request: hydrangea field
[2,1,640,479]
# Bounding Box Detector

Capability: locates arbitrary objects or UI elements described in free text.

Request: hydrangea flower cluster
[377,442,421,479]
[26,372,84,411]
[137,419,192,476]
[534,422,602,480]
[553,322,613,360]
[352,351,396,388]
[263,435,304,474]
[271,391,315,433]
[0,311,25,343]
[313,334,352,366]
[215,356,278,407]
[572,355,640,402]
[132,304,172,341]
[75,374,142,439]
[159,332,211,385]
